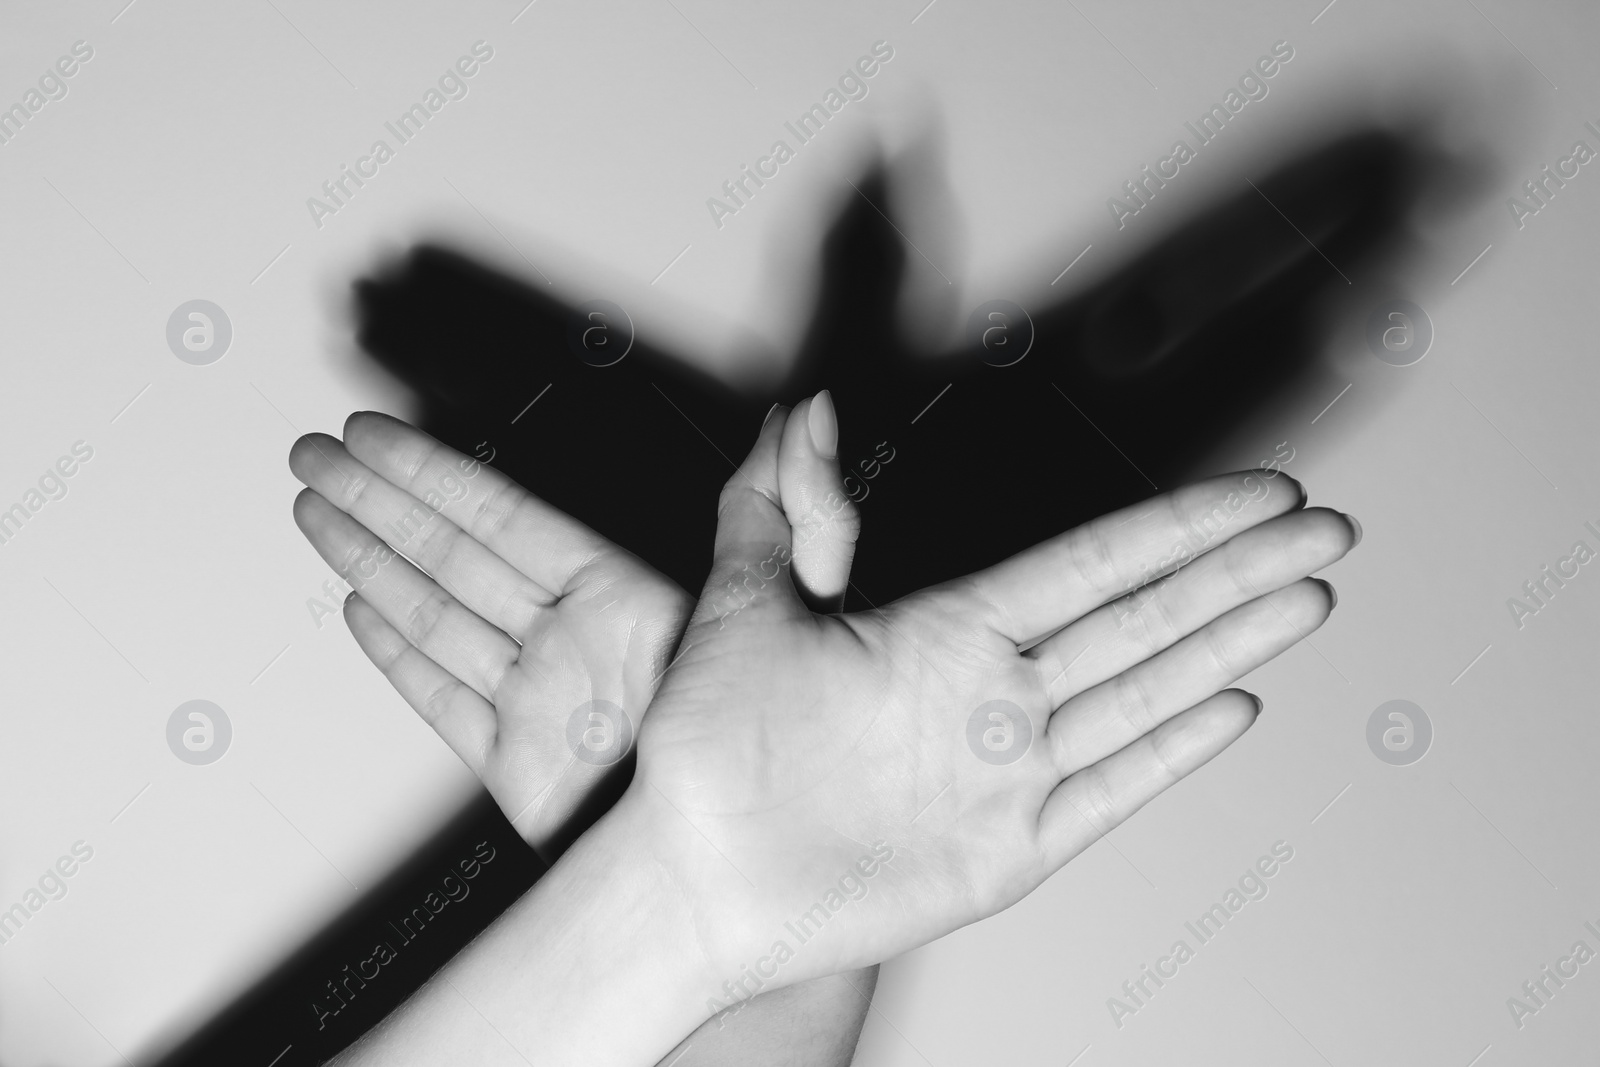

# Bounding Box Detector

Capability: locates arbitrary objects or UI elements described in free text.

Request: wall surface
[1,1,1596,1065]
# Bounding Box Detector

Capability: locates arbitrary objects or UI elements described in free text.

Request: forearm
[332,803,715,1067]
[332,817,879,1067]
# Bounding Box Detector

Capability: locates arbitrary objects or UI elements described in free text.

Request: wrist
[441,797,720,1065]
[606,780,824,1021]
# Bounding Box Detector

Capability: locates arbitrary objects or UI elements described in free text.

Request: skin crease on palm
[289,396,1358,1060]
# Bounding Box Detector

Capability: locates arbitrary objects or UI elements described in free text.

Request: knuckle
[1222,540,1265,601]
[342,469,374,506]
[417,677,454,726]
[365,620,408,670]
[481,654,510,700]
[1201,623,1241,676]
[1143,586,1182,651]
[499,584,543,635]
[405,589,451,647]
[1039,643,1070,703]
[429,523,469,574]
[796,499,861,547]
[405,439,442,487]
[1077,768,1118,835]
[1085,521,1119,588]
[471,480,520,541]
[1113,670,1159,735]
[828,496,862,534]
[1145,729,1183,787]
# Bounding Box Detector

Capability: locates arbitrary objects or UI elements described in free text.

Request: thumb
[780,390,861,611]
[694,404,802,629]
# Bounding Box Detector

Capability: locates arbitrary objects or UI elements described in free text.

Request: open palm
[289,405,854,855]
[622,412,1357,995]
[290,411,693,853]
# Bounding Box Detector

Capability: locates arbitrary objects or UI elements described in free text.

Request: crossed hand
[290,394,1356,1063]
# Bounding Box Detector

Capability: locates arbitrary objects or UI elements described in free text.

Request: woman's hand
[294,402,889,1067]
[614,410,1358,1001]
[287,398,856,857]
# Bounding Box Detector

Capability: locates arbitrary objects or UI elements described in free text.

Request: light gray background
[1,0,1596,1064]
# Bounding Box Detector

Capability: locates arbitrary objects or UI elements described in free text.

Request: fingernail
[1321,579,1337,609]
[1343,512,1362,546]
[1251,693,1264,714]
[761,402,781,428]
[808,389,838,459]
[345,590,358,605]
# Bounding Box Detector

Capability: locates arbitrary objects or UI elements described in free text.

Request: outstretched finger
[289,432,554,640]
[1045,577,1332,778]
[341,411,625,597]
[1038,688,1259,869]
[968,471,1305,646]
[1028,507,1357,707]
[293,488,521,702]
[344,592,497,770]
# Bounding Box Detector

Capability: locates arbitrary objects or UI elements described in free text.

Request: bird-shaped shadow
[154,124,1465,1066]
[351,128,1436,606]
